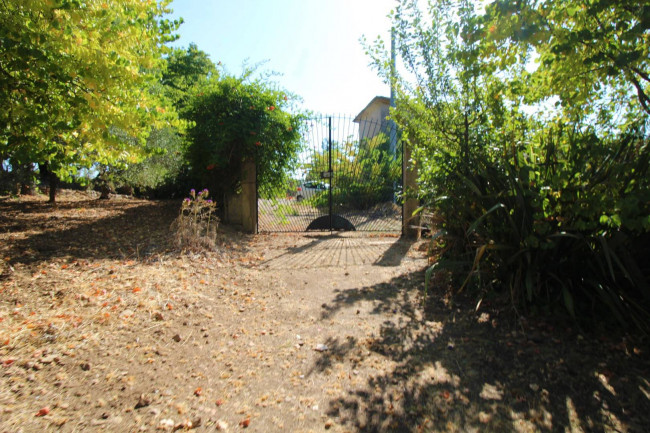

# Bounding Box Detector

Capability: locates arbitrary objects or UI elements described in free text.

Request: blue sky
[166,0,395,116]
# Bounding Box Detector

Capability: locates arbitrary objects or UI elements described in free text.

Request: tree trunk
[39,162,59,203]
[20,182,34,195]
[99,184,111,200]
[48,173,58,203]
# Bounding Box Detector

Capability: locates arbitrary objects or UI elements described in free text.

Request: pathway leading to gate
[4,195,646,433]
[257,232,420,270]
[236,232,430,431]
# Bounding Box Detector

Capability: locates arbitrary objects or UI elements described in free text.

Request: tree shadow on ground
[318,270,650,432]
[257,233,418,271]
[285,233,341,255]
[0,198,254,267]
[373,236,416,267]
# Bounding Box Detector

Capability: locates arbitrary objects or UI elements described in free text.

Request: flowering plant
[172,188,218,251]
[185,74,304,200]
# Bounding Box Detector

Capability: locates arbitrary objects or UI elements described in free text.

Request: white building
[353,96,390,142]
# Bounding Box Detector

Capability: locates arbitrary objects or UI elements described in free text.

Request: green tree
[162,43,217,111]
[367,0,509,238]
[114,44,218,197]
[110,127,185,197]
[483,0,650,118]
[0,0,181,202]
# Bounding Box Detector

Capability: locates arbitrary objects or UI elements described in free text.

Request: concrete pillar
[241,159,257,234]
[402,141,420,239]
[225,194,243,225]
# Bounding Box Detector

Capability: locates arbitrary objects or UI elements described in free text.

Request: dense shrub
[369,0,650,331]
[112,128,187,197]
[184,74,304,203]
[428,123,650,328]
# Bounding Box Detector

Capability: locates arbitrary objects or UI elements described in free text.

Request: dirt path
[0,194,427,433]
[1,194,649,433]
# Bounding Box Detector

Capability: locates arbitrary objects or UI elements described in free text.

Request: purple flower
[184,198,191,202]
[190,189,196,194]
[206,199,213,203]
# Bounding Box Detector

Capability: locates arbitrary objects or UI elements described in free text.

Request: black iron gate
[258,115,402,233]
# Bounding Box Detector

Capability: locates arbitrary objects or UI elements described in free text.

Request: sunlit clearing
[565,396,585,433]
[479,382,503,401]
[599,405,626,433]
[639,378,650,401]
[596,371,616,396]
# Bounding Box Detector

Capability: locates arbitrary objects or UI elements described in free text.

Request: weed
[171,188,218,251]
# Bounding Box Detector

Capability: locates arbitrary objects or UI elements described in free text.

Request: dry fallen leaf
[35,407,50,417]
[239,418,251,428]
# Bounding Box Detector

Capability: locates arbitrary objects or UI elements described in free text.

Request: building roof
[353,96,390,123]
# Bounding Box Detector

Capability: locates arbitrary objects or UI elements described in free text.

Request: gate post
[241,159,257,234]
[402,140,420,239]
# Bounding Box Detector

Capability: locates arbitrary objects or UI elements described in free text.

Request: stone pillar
[241,159,257,234]
[402,141,420,239]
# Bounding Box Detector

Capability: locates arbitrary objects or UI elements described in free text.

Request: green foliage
[161,43,217,111]
[458,126,650,328]
[269,202,300,226]
[275,203,300,217]
[0,0,182,199]
[309,133,401,211]
[369,0,650,331]
[171,188,219,251]
[112,128,185,196]
[114,44,217,197]
[483,0,650,118]
[184,73,304,200]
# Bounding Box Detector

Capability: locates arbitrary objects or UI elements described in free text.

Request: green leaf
[467,203,506,235]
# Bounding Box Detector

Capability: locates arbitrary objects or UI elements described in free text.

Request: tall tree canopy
[0,0,181,201]
[112,44,218,197]
[483,0,650,120]
[161,43,217,111]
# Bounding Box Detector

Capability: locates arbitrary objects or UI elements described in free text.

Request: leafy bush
[184,73,304,203]
[275,203,300,217]
[427,124,650,327]
[370,0,650,332]
[171,188,219,251]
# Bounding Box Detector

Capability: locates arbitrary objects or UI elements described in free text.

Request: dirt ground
[1,191,649,433]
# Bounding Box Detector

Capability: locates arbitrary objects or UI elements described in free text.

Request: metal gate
[257,115,402,232]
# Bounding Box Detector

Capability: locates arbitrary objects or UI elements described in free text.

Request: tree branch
[629,74,650,116]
